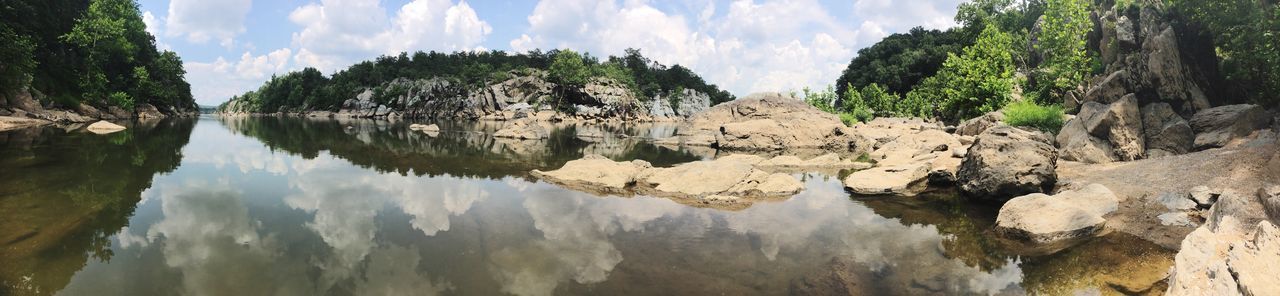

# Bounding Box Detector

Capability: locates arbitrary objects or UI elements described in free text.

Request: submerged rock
[994,184,1119,244]
[85,121,126,134]
[957,126,1058,201]
[409,123,440,132]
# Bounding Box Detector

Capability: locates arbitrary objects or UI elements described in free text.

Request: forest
[221,48,735,113]
[813,0,1279,129]
[0,0,195,113]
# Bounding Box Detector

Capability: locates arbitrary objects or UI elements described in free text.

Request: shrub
[1003,100,1064,133]
[108,91,135,110]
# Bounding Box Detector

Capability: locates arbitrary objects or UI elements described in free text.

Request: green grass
[1003,100,1065,133]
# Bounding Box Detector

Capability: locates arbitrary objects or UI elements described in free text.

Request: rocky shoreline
[0,88,198,132]
[523,90,1278,294]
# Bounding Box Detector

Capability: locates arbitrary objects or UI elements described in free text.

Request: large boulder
[1082,70,1130,104]
[1190,104,1271,150]
[1057,102,1118,163]
[635,157,804,198]
[1091,94,1145,161]
[682,92,863,151]
[958,126,1058,201]
[1141,102,1194,157]
[1262,185,1280,224]
[1144,27,1212,114]
[995,184,1119,244]
[955,111,1005,136]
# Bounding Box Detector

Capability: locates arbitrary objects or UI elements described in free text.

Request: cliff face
[221,70,712,122]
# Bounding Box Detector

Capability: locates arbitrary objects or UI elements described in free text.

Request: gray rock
[1261,185,1280,224]
[1141,102,1194,156]
[1145,27,1212,114]
[1083,70,1130,104]
[958,126,1058,201]
[955,111,1004,136]
[1190,104,1271,150]
[1057,105,1117,163]
[1116,15,1137,48]
[1158,212,1194,227]
[1158,192,1199,211]
[1189,186,1218,208]
[1098,94,1146,161]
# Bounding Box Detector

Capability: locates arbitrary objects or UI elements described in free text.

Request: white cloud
[185,48,294,105]
[165,0,253,48]
[288,0,492,72]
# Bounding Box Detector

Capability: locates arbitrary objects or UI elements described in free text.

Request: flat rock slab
[842,163,929,196]
[86,120,127,134]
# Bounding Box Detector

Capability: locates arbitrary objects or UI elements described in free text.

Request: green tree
[1169,0,1279,106]
[61,0,145,102]
[908,24,1017,122]
[1033,0,1093,104]
[0,23,37,91]
[549,49,590,87]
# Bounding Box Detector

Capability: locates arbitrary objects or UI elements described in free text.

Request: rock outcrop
[955,111,1004,136]
[1141,102,1194,157]
[995,184,1119,244]
[675,92,867,151]
[1058,95,1148,162]
[958,126,1058,201]
[1,88,194,122]
[1166,216,1280,296]
[1189,104,1271,150]
[531,155,653,194]
[532,155,807,209]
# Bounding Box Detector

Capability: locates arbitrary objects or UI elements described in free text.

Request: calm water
[0,116,1173,296]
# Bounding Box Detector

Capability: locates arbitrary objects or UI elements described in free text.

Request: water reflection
[0,116,1173,296]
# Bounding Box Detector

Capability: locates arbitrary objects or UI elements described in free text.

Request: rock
[75,103,104,119]
[1093,94,1146,161]
[1057,116,1117,163]
[532,155,652,193]
[1190,104,1271,150]
[1083,70,1130,104]
[374,105,391,116]
[1145,27,1212,114]
[1116,15,1137,48]
[636,157,804,198]
[1167,217,1280,296]
[107,106,132,119]
[1206,191,1267,231]
[135,104,165,119]
[1159,212,1195,227]
[1262,185,1280,223]
[957,126,1058,201]
[842,162,930,196]
[493,119,549,140]
[955,111,1005,136]
[1158,192,1199,211]
[1189,186,1218,208]
[1141,102,1194,157]
[3,88,42,113]
[994,184,1119,244]
[869,129,961,166]
[681,92,862,151]
[85,121,126,134]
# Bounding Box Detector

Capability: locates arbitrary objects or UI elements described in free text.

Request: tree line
[221,48,734,113]
[818,0,1279,127]
[1,0,195,112]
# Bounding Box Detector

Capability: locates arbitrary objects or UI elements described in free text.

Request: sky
[134,0,969,106]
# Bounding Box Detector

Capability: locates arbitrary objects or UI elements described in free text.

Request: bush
[1003,100,1064,133]
[108,91,134,110]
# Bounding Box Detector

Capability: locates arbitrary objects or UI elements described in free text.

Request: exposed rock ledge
[532,153,870,210]
[657,92,871,152]
[995,184,1119,246]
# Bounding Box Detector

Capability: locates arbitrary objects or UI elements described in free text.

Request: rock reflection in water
[0,117,1175,295]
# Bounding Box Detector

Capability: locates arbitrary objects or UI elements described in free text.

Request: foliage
[1003,100,1064,133]
[0,0,195,111]
[0,23,37,91]
[548,49,591,87]
[107,91,133,109]
[1169,0,1280,106]
[1031,0,1093,104]
[906,24,1018,122]
[802,85,839,113]
[611,48,734,105]
[834,27,970,98]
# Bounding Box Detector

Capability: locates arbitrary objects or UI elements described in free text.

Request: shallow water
[0,116,1173,296]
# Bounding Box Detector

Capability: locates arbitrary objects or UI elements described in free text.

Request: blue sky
[135,0,969,106]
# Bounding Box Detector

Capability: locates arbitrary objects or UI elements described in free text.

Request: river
[0,116,1173,295]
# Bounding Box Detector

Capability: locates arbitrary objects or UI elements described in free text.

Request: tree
[908,24,1017,122]
[1169,0,1280,106]
[549,49,590,87]
[1032,0,1093,104]
[0,23,36,91]
[834,27,970,99]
